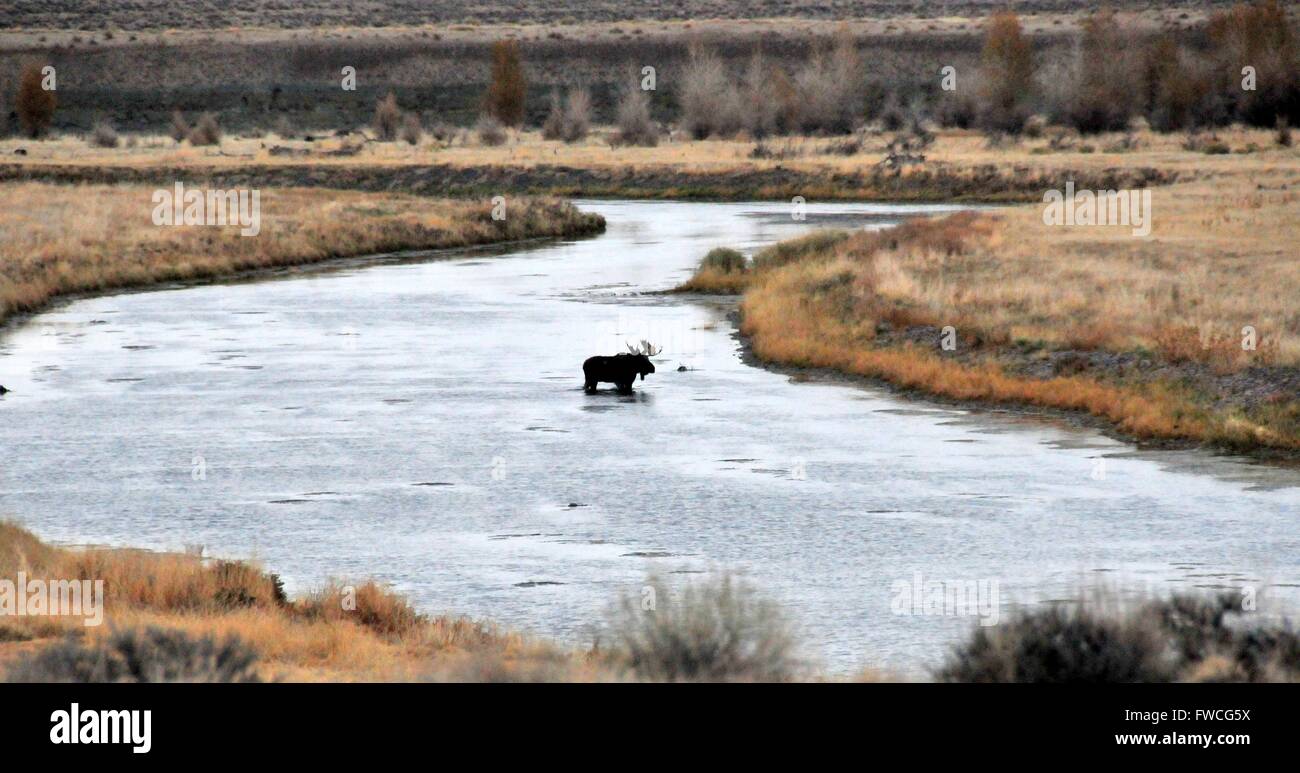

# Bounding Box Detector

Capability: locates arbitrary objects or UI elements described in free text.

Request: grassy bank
[0,182,603,327]
[679,167,1300,456]
[0,523,605,682]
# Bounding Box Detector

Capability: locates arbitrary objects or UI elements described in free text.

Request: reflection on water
[0,200,1296,675]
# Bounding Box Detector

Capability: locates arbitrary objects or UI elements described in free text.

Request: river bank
[678,168,1300,459]
[0,182,604,328]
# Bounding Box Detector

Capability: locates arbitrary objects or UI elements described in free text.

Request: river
[1,200,1296,676]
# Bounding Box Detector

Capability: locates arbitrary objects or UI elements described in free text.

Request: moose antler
[626,339,663,356]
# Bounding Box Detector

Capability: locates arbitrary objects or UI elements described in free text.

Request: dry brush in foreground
[3,524,1297,683]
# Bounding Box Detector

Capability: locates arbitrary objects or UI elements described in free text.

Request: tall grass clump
[90,121,119,148]
[186,112,221,146]
[793,33,864,135]
[679,45,729,139]
[611,85,659,146]
[475,113,507,146]
[674,247,750,293]
[484,39,526,127]
[7,627,261,683]
[169,109,190,142]
[373,92,402,141]
[542,88,591,143]
[15,62,56,138]
[938,593,1300,683]
[297,580,425,637]
[751,230,849,271]
[400,113,423,145]
[612,573,801,682]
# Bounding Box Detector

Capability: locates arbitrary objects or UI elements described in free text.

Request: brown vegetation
[0,183,603,327]
[4,522,1296,682]
[187,112,221,146]
[704,165,1300,453]
[15,62,56,138]
[0,522,588,681]
[372,92,402,142]
[484,39,526,127]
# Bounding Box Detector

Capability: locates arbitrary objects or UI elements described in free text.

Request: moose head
[625,339,662,381]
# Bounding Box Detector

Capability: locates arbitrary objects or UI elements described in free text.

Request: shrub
[612,85,658,146]
[936,74,980,129]
[429,121,457,143]
[541,90,565,140]
[400,113,423,145]
[1279,116,1293,147]
[7,627,260,683]
[484,39,526,127]
[563,89,592,142]
[90,121,119,148]
[544,88,591,143]
[612,574,800,682]
[977,11,1034,134]
[751,229,849,271]
[1022,114,1049,139]
[878,93,907,132]
[937,603,1175,683]
[700,247,747,274]
[1208,0,1300,127]
[169,109,189,142]
[15,63,56,138]
[474,113,507,146]
[373,92,401,141]
[739,52,779,139]
[792,36,864,135]
[273,115,295,139]
[298,580,424,637]
[938,593,1300,683]
[1054,10,1143,133]
[679,44,729,139]
[187,112,221,146]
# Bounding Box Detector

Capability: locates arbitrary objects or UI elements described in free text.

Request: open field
[0,182,603,327]
[2,125,1260,201]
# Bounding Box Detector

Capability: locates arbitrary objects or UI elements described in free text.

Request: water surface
[1,200,1296,675]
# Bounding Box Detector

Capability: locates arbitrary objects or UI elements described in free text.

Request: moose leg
[616,381,633,394]
[584,381,597,394]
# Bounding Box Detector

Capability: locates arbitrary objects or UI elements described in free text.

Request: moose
[583,340,662,394]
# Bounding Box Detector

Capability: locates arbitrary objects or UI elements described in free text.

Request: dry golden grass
[736,166,1300,452]
[0,182,601,325]
[0,522,609,682]
[865,174,1300,368]
[3,126,1284,180]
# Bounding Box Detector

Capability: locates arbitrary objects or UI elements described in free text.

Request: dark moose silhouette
[583,341,661,394]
